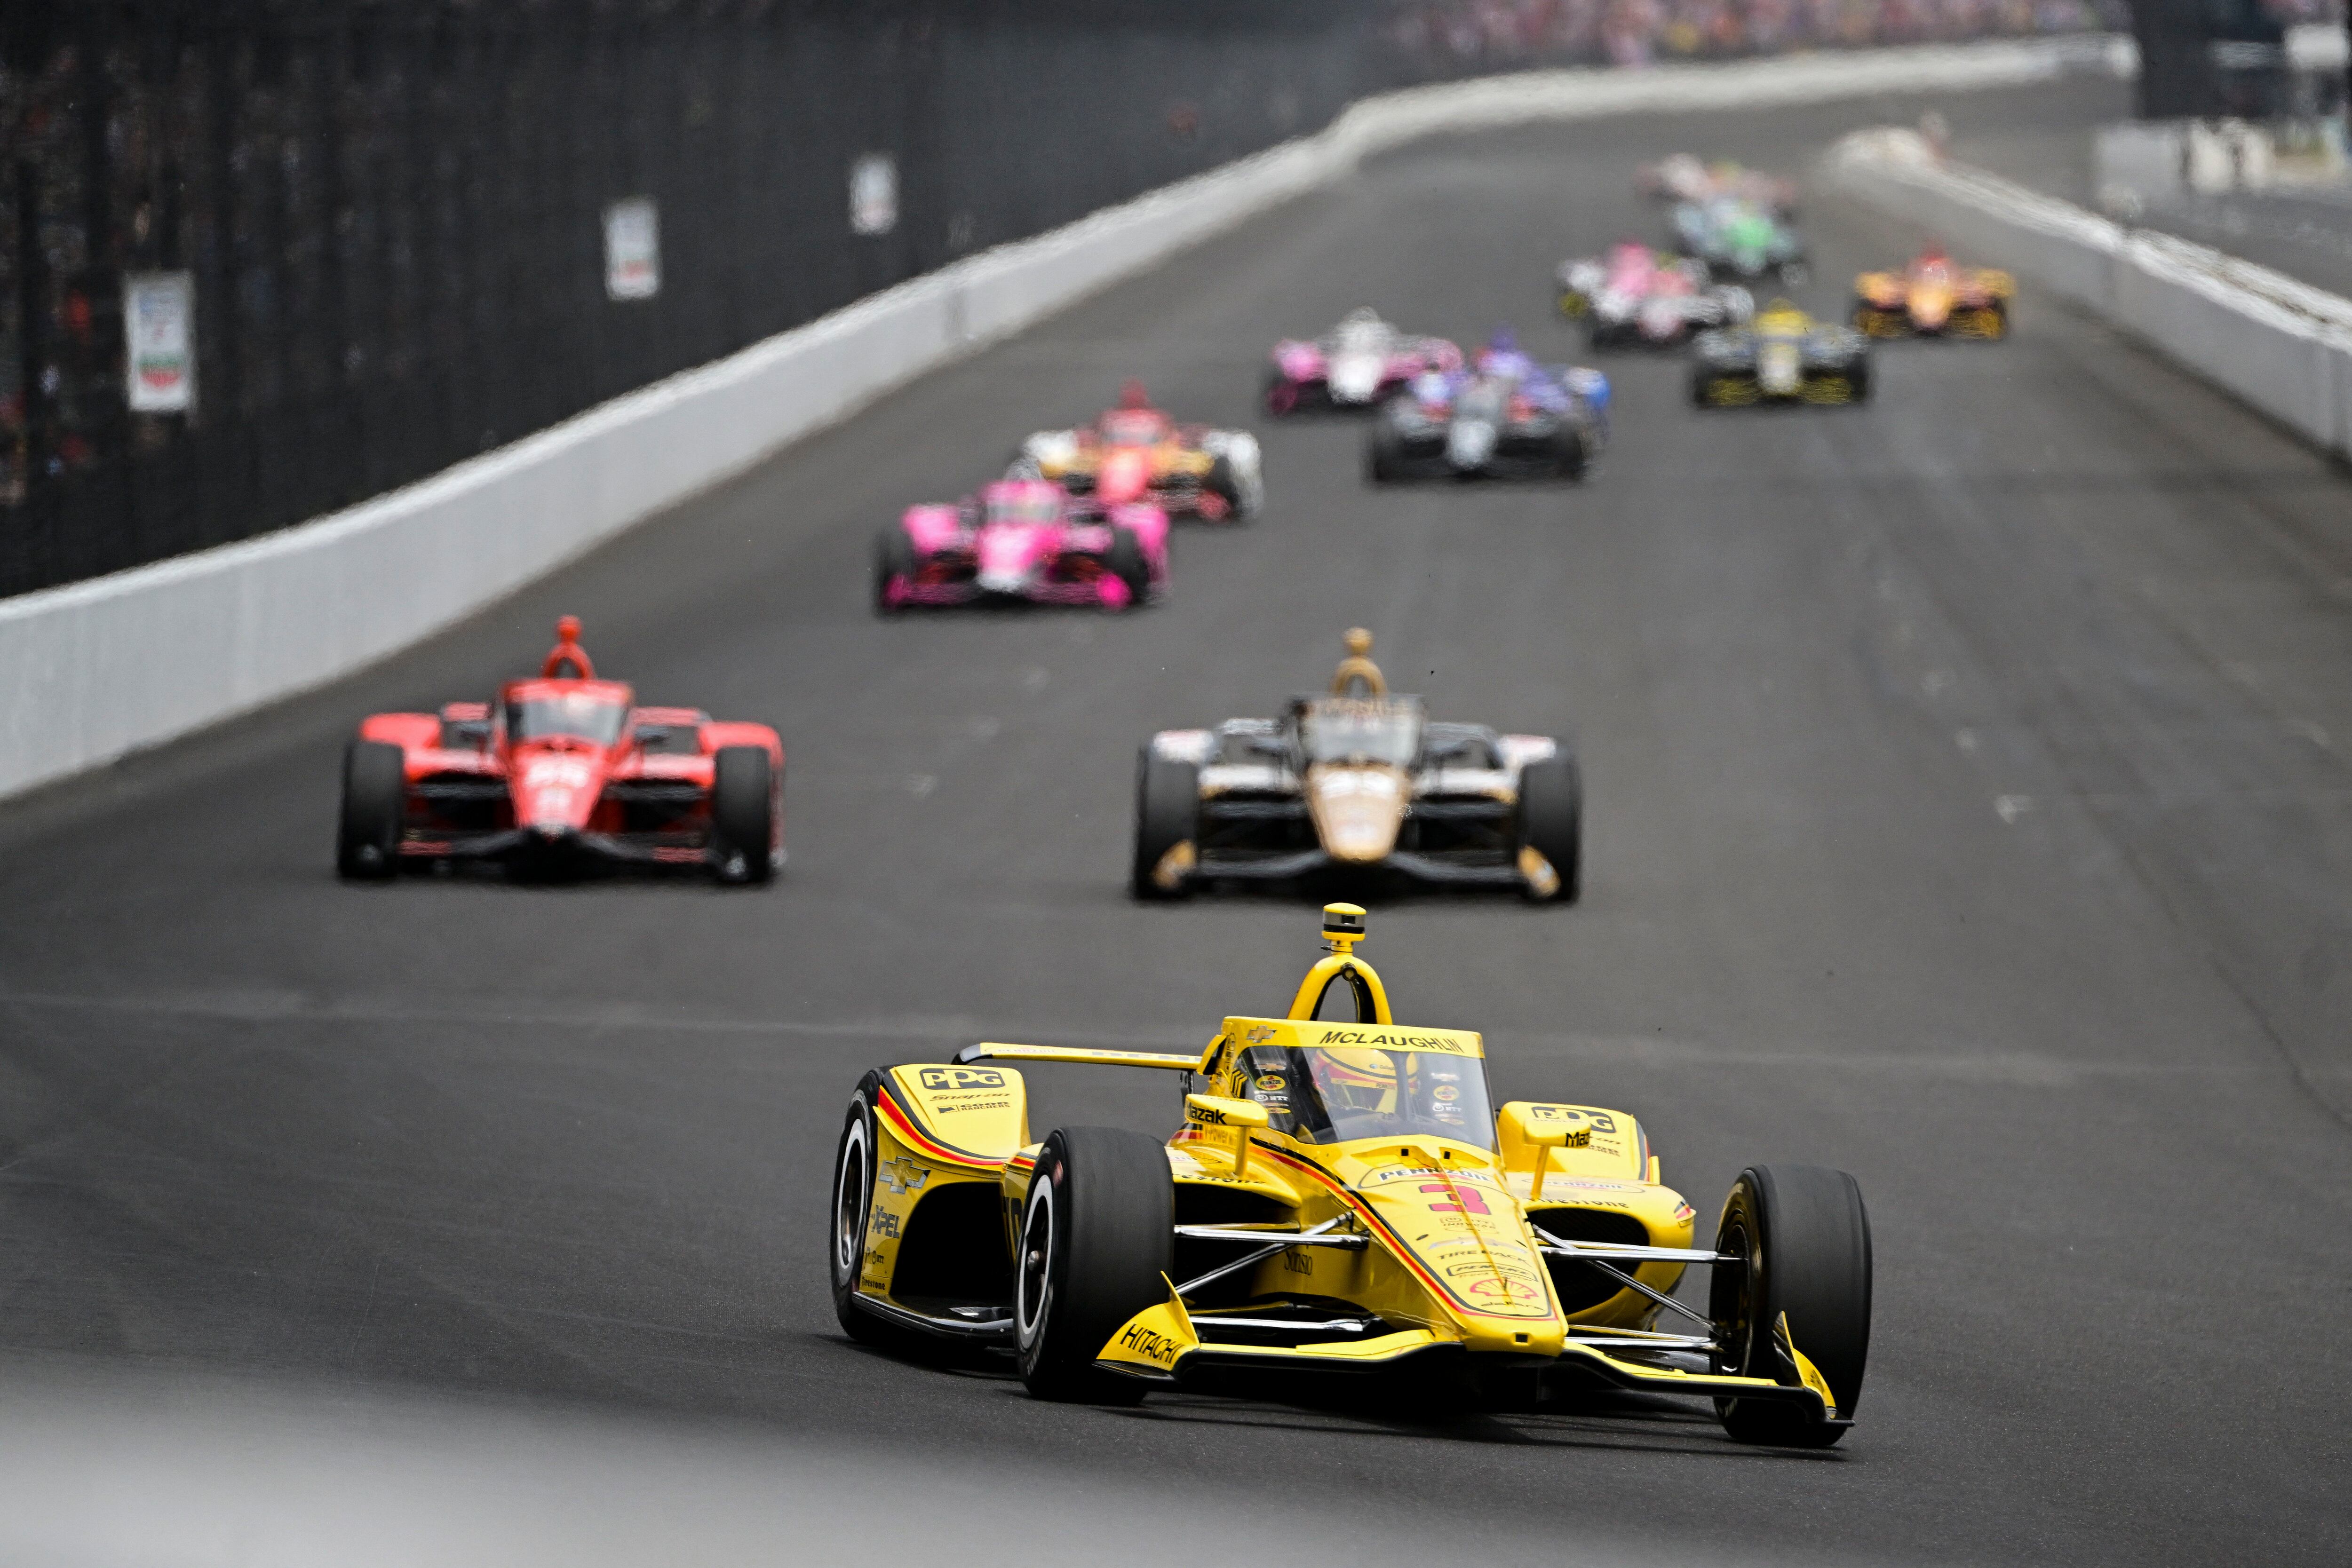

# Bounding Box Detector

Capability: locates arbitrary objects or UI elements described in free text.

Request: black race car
[1132,631,1580,902]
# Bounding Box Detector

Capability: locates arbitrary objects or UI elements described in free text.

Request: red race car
[337,618,783,884]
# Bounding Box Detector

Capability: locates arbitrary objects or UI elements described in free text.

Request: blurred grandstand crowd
[1393,0,2142,68]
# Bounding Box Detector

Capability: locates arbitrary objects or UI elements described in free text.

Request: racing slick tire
[1709,1165,1872,1448]
[828,1078,926,1354]
[710,746,778,884]
[1130,748,1200,900]
[1845,359,1873,404]
[1015,1125,1174,1403]
[1203,455,1249,523]
[1262,369,1302,416]
[1367,423,1406,484]
[1516,754,1581,903]
[1104,528,1152,608]
[1552,427,1589,482]
[336,739,406,881]
[873,529,917,615]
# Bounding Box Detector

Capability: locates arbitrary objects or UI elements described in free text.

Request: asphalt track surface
[2,75,2348,1566]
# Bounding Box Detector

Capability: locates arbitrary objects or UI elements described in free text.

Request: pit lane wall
[0,36,2128,802]
[1826,129,2352,458]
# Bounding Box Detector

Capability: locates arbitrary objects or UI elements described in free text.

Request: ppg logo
[917,1067,1006,1092]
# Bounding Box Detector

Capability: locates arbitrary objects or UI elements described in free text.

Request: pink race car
[873,477,1168,613]
[1557,242,1752,349]
[1263,308,1462,413]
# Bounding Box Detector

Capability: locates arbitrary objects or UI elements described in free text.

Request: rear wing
[955,1042,1213,1073]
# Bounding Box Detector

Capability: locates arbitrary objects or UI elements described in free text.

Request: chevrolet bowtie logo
[878,1156,930,1196]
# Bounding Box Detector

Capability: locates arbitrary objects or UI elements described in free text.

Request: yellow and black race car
[1691,299,1870,407]
[827,903,1874,1447]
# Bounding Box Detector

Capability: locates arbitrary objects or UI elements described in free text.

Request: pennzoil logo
[878,1156,930,1195]
[916,1067,1007,1092]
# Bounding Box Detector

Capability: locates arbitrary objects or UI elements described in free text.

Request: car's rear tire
[1131,747,1200,900]
[1367,423,1406,484]
[1517,753,1581,903]
[1710,1165,1872,1447]
[710,745,777,884]
[1846,360,1872,403]
[1104,528,1152,607]
[1015,1126,1174,1403]
[873,529,916,615]
[336,739,405,881]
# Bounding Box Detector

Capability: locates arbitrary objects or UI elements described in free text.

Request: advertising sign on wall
[850,154,898,236]
[124,271,196,412]
[604,198,661,300]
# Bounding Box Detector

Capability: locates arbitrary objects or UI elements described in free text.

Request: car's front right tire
[1015,1126,1174,1403]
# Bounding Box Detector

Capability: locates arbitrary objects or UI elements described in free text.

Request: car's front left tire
[710,745,777,884]
[1709,1164,1873,1447]
[1130,747,1200,900]
[336,739,405,881]
[1015,1125,1174,1403]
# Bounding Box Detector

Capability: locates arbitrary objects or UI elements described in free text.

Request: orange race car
[1851,247,2012,340]
[1011,381,1264,523]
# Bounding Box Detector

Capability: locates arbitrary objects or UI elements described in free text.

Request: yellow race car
[828,903,1874,1447]
[1690,299,1871,407]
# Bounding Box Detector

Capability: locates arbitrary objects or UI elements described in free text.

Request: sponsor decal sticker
[917,1067,1007,1092]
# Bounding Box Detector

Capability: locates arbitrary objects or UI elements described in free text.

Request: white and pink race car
[873,477,1168,613]
[1557,242,1753,350]
[1263,308,1462,414]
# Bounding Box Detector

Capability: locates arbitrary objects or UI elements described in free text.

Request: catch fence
[3,0,2114,597]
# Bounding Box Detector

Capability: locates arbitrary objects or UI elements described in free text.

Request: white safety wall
[0,36,2130,801]
[1827,127,2352,458]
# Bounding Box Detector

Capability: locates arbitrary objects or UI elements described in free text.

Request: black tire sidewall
[337,739,405,879]
[1015,1126,1174,1401]
[1104,529,1151,604]
[1130,748,1199,899]
[1711,1164,1873,1443]
[1517,753,1581,903]
[829,1081,897,1345]
[711,745,776,883]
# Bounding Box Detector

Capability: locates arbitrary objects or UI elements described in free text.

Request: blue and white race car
[1366,332,1608,483]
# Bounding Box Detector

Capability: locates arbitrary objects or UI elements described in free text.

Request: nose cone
[1096,449,1152,505]
[1308,767,1407,862]
[975,523,1047,593]
[1328,351,1383,404]
[1353,1171,1565,1352]
[509,745,605,832]
[1911,286,1953,329]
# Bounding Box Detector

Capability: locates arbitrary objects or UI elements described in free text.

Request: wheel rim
[834,1111,869,1281]
[1712,1215,1757,1374]
[1016,1175,1055,1350]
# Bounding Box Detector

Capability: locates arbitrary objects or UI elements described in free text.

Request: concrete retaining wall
[0,36,2129,801]
[1828,127,2352,460]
